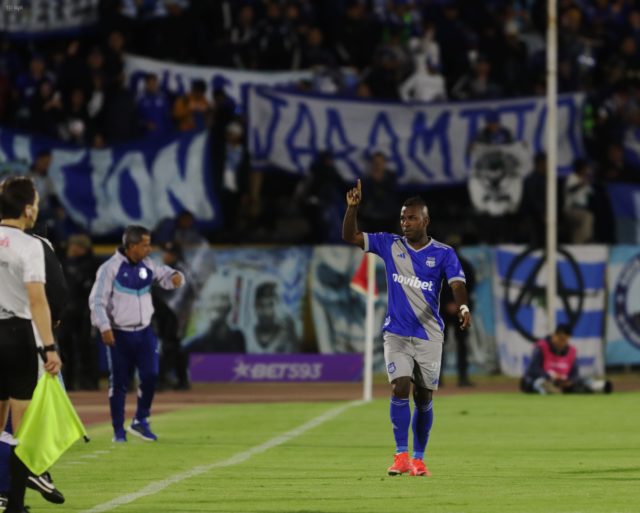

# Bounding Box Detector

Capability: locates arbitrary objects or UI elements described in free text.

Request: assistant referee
[0,176,62,513]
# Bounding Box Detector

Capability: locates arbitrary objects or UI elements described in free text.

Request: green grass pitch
[31,392,640,513]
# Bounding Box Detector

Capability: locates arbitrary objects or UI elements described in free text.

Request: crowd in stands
[1,0,640,246]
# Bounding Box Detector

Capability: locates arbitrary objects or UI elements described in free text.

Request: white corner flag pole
[363,252,375,402]
[546,0,558,333]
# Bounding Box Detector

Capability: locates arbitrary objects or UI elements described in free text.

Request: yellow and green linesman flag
[15,373,88,475]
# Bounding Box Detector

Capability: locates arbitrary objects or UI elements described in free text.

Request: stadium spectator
[213,122,251,240]
[137,73,172,136]
[335,1,380,71]
[520,324,613,395]
[563,159,595,244]
[435,1,472,92]
[89,225,185,442]
[472,110,514,146]
[101,72,139,144]
[12,55,53,127]
[370,26,412,97]
[211,87,236,141]
[59,234,99,391]
[28,81,62,138]
[342,186,472,477]
[398,37,447,102]
[500,20,530,97]
[0,176,62,513]
[451,54,503,101]
[173,79,212,132]
[230,4,258,69]
[520,152,549,246]
[358,152,399,233]
[439,237,476,387]
[300,27,338,69]
[153,242,192,390]
[601,143,636,182]
[296,150,347,243]
[253,1,301,70]
[26,151,56,223]
[57,87,92,145]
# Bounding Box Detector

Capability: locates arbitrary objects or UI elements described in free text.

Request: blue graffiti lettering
[285,103,317,173]
[251,89,288,160]
[408,111,451,180]
[324,108,360,177]
[498,102,536,141]
[367,111,404,177]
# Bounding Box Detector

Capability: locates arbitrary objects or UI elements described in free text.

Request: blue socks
[390,397,411,453]
[412,400,433,459]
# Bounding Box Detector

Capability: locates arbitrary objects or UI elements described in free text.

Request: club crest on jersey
[426,257,436,267]
[0,237,9,248]
[396,252,406,259]
[387,362,396,374]
[139,268,148,280]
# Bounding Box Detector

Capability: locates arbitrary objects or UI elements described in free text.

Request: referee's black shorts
[0,318,39,401]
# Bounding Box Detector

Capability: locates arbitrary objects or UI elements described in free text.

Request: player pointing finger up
[346,178,361,207]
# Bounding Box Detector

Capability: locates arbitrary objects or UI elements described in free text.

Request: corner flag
[350,254,378,297]
[15,373,88,475]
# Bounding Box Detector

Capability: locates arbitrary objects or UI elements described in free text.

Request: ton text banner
[0,128,217,235]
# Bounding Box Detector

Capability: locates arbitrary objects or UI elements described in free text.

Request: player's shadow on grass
[560,466,640,475]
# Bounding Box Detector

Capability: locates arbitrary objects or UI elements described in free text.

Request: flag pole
[546,0,558,333]
[363,252,375,402]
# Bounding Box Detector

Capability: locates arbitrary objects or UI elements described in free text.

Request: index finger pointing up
[357,178,361,192]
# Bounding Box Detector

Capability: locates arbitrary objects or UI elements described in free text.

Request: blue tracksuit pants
[107,326,159,431]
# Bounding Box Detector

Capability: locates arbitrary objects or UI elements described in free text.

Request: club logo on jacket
[139,268,148,280]
[426,257,435,267]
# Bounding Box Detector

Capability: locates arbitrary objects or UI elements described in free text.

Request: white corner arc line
[80,400,362,513]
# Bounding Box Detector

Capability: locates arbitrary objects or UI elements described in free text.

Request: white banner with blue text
[0,0,99,37]
[0,128,217,235]
[248,87,584,185]
[125,54,312,106]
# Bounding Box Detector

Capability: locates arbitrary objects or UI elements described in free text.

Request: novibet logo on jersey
[392,273,434,291]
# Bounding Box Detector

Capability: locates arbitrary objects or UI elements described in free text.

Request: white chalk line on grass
[80,400,363,513]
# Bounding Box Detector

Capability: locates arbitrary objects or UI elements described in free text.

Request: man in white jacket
[89,225,184,443]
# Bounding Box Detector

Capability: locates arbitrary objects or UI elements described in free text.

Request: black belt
[0,316,30,326]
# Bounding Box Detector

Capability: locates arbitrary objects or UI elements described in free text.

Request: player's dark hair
[403,196,427,209]
[0,176,36,219]
[122,225,150,248]
[555,324,572,336]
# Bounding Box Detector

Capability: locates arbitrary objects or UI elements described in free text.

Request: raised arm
[342,179,365,249]
[450,281,472,330]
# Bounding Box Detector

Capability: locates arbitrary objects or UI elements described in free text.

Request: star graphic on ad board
[233,359,251,379]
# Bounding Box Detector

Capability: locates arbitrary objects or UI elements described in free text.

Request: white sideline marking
[80,401,362,513]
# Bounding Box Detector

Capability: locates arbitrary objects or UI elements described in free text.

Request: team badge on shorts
[426,257,436,267]
[139,268,148,280]
[387,362,396,374]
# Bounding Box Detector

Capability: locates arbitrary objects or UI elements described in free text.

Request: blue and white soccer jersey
[364,232,466,389]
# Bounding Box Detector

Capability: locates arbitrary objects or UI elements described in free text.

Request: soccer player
[89,225,185,442]
[342,180,471,476]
